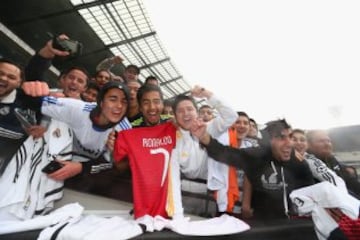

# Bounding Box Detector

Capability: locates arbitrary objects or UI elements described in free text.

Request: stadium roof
[0,0,192,99]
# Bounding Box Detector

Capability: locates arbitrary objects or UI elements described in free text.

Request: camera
[51,34,83,58]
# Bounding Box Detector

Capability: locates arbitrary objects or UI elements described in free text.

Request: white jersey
[290,182,360,240]
[41,96,131,162]
[41,208,249,239]
[136,214,250,235]
[303,152,348,192]
[39,214,142,240]
[0,120,72,221]
[0,203,83,235]
[173,94,238,179]
[171,94,237,216]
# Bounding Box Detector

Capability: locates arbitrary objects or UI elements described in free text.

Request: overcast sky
[143,0,360,130]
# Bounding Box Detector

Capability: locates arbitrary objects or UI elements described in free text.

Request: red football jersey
[113,122,177,219]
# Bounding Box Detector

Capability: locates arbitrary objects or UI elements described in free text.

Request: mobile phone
[42,161,64,174]
[14,108,36,129]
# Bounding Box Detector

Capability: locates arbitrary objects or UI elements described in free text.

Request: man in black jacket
[0,58,41,174]
[190,118,315,219]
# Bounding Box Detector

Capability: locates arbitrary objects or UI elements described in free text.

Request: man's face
[291,132,308,156]
[163,105,174,117]
[95,70,111,88]
[60,69,87,99]
[139,90,163,126]
[248,121,258,138]
[0,62,21,98]
[124,67,139,82]
[231,115,250,141]
[126,80,141,108]
[307,131,333,159]
[199,107,214,122]
[175,100,198,130]
[82,88,98,102]
[99,88,128,125]
[271,128,293,161]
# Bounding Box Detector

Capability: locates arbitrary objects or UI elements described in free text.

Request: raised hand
[38,34,70,59]
[190,85,213,99]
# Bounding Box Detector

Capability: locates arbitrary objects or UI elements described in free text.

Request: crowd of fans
[1,33,360,239]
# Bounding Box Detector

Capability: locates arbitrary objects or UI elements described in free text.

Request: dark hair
[126,64,140,75]
[145,75,158,84]
[237,111,249,119]
[172,94,198,114]
[97,81,130,105]
[249,117,258,130]
[136,84,163,105]
[0,58,25,81]
[260,119,291,146]
[199,104,213,111]
[60,66,90,84]
[90,81,130,129]
[163,98,174,107]
[86,80,100,92]
[94,69,112,80]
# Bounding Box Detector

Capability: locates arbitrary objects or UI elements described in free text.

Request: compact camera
[52,34,83,58]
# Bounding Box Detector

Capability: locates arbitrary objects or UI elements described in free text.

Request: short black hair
[172,94,198,114]
[0,58,25,81]
[260,119,291,145]
[60,66,90,84]
[126,64,140,75]
[145,75,158,83]
[94,69,112,80]
[199,104,213,111]
[237,111,249,119]
[163,98,174,107]
[86,80,100,92]
[136,84,163,105]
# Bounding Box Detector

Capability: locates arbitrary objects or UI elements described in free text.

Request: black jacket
[203,137,315,219]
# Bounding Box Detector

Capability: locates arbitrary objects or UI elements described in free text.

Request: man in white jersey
[21,80,131,180]
[0,81,131,220]
[170,86,238,217]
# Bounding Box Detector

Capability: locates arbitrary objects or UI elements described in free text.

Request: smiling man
[21,81,131,180]
[0,58,38,174]
[131,84,169,127]
[190,118,315,219]
[0,59,25,139]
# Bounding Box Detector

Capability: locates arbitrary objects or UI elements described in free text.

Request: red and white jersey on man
[113,122,177,219]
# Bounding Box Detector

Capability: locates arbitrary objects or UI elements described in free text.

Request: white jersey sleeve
[206,94,237,138]
[41,96,96,130]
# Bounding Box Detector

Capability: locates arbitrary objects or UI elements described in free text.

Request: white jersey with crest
[41,96,131,162]
[0,119,72,221]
